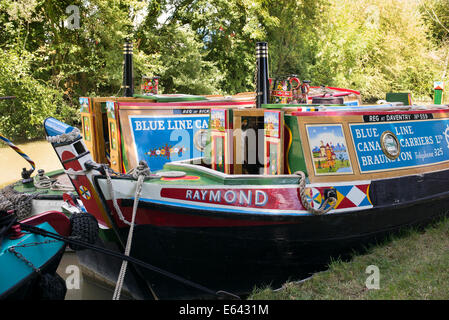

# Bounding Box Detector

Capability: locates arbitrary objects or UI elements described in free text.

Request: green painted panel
[434,89,444,105]
[386,92,412,106]
[284,115,307,175]
[160,162,300,186]
[121,138,129,172]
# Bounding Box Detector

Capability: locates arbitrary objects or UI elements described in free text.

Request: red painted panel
[160,187,304,211]
[21,211,71,236]
[291,109,449,117]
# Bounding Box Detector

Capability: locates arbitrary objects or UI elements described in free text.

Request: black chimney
[255,42,269,108]
[123,41,134,97]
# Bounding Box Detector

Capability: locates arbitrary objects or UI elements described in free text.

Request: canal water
[1,140,115,300]
[56,251,115,300]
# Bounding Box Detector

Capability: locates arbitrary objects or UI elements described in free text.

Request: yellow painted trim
[285,124,293,174]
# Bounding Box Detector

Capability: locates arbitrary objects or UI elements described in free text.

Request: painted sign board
[350,118,449,172]
[129,114,209,171]
[117,101,255,172]
[305,124,353,175]
[264,110,284,175]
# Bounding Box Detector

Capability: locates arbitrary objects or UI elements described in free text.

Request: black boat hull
[109,193,448,299]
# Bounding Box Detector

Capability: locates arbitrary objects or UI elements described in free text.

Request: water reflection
[57,251,136,300]
[56,251,116,300]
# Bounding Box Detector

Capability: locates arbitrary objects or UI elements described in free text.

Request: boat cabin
[77,41,448,187]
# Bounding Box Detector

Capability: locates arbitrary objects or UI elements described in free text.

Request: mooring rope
[112,161,150,300]
[105,168,132,227]
[33,170,53,189]
[295,171,337,215]
[18,222,239,299]
[0,185,43,220]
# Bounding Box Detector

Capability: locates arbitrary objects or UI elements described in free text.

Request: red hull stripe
[105,199,291,227]
[118,101,254,107]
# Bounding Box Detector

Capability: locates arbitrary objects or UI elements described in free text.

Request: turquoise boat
[0,210,70,300]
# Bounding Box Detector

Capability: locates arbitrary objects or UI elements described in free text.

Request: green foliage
[0,49,77,140]
[266,0,444,102]
[138,0,276,94]
[136,22,224,95]
[1,0,449,140]
[421,0,449,45]
[264,0,327,80]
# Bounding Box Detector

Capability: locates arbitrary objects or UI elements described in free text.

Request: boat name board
[160,187,304,210]
[350,119,449,172]
[185,189,268,206]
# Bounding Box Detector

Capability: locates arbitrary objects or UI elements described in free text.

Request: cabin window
[241,116,264,174]
[103,112,110,153]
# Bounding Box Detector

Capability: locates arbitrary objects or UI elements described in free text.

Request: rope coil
[34,170,54,189]
[0,185,43,220]
[295,171,337,215]
[46,128,81,144]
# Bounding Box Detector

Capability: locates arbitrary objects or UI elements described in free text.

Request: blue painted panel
[350,119,449,172]
[129,115,209,171]
[44,117,77,137]
[343,100,359,106]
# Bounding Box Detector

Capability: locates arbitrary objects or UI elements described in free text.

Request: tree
[146,0,276,94]
[421,0,449,45]
[264,0,328,81]
[309,0,442,101]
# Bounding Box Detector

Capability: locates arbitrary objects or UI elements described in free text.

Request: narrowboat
[43,42,449,299]
[0,42,361,221]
